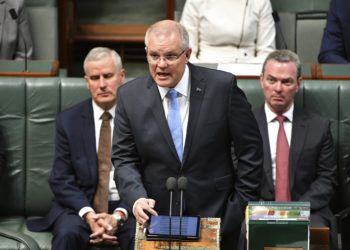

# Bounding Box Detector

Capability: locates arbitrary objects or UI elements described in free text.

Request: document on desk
[217,63,263,76]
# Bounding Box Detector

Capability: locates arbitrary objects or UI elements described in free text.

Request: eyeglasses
[147,49,186,64]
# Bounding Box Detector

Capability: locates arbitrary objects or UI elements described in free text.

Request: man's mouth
[98,92,110,96]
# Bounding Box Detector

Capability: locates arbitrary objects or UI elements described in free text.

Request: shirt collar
[92,100,116,121]
[158,64,190,100]
[265,102,294,123]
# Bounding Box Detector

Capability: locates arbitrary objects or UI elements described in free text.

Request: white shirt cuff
[113,207,128,220]
[79,206,95,219]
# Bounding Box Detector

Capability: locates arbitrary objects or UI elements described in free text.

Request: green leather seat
[0,77,89,250]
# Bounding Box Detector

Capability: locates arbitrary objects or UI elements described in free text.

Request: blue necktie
[167,89,183,162]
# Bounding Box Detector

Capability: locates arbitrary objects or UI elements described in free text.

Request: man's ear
[84,76,90,90]
[259,73,264,88]
[296,76,302,92]
[185,48,192,62]
[120,69,126,83]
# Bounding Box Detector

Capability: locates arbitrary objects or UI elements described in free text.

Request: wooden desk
[310,227,329,250]
[0,60,59,77]
[135,217,220,250]
[314,64,350,80]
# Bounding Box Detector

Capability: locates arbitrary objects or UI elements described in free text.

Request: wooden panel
[135,217,220,250]
[59,0,176,75]
[75,24,149,43]
[310,227,329,250]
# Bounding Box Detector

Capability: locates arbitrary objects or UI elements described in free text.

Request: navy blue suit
[319,0,350,63]
[27,99,134,250]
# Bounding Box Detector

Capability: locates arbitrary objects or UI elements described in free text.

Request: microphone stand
[179,188,184,250]
[166,177,177,250]
[177,176,187,250]
[169,189,173,250]
[9,8,29,72]
[272,10,288,50]
[22,36,28,72]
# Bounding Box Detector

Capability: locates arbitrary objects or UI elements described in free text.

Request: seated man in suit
[318,0,350,63]
[27,47,134,250]
[255,49,338,248]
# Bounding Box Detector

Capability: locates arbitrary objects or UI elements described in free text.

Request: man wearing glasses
[111,20,263,250]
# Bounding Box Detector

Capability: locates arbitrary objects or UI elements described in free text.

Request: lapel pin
[196,87,202,92]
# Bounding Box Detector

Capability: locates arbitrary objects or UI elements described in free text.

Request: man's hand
[94,212,121,235]
[84,211,106,245]
[133,198,158,226]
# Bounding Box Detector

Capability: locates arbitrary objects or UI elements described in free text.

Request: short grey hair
[83,47,123,74]
[262,50,301,78]
[144,20,189,51]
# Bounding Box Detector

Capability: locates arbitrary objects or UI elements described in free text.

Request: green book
[247,201,310,250]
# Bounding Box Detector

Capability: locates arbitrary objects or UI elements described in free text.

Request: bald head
[144,20,189,51]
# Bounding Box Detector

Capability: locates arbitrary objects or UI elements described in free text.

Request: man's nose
[98,76,107,87]
[274,81,283,91]
[157,58,168,67]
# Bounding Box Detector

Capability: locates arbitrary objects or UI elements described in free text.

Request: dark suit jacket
[112,63,263,249]
[253,105,337,221]
[318,0,350,63]
[27,99,127,231]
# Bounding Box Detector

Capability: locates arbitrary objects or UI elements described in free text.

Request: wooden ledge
[75,24,149,42]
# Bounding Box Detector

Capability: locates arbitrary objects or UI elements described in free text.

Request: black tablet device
[146,215,201,241]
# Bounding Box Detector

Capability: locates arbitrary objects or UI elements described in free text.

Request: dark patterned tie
[93,111,111,213]
[275,115,291,201]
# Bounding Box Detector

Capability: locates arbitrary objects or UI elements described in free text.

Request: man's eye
[90,76,99,81]
[103,73,114,79]
[267,77,275,84]
[150,55,160,60]
[282,79,294,85]
[165,55,177,61]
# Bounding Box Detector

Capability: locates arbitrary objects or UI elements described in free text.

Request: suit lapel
[145,76,180,161]
[290,107,308,189]
[182,64,205,164]
[254,105,274,192]
[144,65,206,165]
[81,100,98,184]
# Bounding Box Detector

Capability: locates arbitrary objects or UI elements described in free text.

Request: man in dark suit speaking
[254,49,337,248]
[111,20,263,250]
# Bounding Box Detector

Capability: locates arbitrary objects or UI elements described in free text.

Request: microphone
[166,177,177,250]
[9,8,28,72]
[272,10,288,50]
[177,176,187,250]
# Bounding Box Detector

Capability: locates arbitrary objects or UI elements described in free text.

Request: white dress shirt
[79,101,127,218]
[157,64,190,147]
[265,103,294,184]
